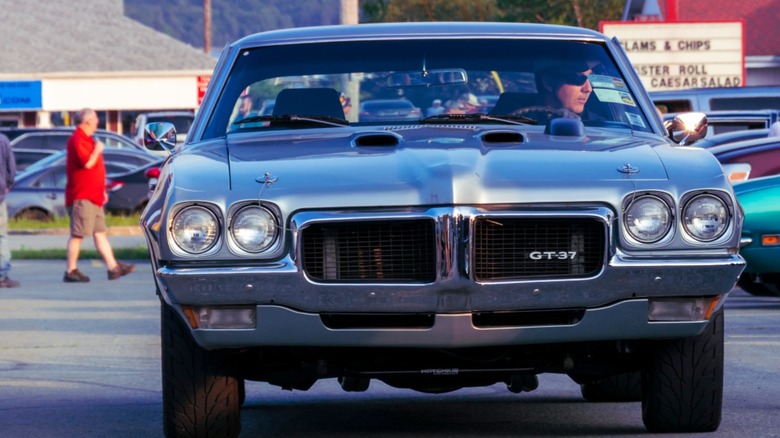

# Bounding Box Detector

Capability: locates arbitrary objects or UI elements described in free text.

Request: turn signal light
[762,235,780,246]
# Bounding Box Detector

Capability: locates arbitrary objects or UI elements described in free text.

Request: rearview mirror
[385,69,468,87]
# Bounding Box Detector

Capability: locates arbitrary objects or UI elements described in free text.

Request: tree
[360,0,624,30]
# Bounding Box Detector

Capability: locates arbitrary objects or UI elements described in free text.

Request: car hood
[187,126,719,209]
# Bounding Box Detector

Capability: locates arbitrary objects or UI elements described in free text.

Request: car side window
[31,168,60,189]
[12,135,47,150]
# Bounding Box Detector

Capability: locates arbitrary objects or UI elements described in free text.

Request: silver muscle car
[141,22,745,437]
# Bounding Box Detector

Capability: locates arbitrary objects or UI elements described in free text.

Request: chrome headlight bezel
[622,193,674,245]
[681,192,731,243]
[169,204,221,255]
[229,204,280,254]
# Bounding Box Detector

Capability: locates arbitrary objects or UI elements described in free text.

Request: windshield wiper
[233,114,349,127]
[420,113,538,125]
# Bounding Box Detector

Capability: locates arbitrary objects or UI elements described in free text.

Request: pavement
[9,226,146,251]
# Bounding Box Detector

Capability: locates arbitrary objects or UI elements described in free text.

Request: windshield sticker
[588,75,627,90]
[625,112,646,128]
[593,89,637,107]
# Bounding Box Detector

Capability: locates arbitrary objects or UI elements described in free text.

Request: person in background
[236,94,255,120]
[0,132,19,288]
[63,108,135,283]
[426,99,445,117]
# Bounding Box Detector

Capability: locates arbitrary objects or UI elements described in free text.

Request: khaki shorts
[68,199,108,237]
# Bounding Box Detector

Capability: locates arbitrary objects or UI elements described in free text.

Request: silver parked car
[141,22,744,437]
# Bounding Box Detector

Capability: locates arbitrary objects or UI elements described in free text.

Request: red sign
[197,75,211,105]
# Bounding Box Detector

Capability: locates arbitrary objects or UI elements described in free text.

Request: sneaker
[0,276,20,288]
[63,269,90,283]
[108,262,135,280]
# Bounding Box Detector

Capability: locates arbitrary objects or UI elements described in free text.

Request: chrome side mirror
[667,112,707,146]
[144,122,177,154]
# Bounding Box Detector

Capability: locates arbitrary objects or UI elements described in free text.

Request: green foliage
[10,214,141,230]
[361,0,623,30]
[12,245,149,261]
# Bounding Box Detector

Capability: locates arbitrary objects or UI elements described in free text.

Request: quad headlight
[682,194,729,242]
[624,195,672,243]
[171,206,219,254]
[230,205,278,253]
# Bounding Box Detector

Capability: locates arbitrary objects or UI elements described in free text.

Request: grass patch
[12,245,150,260]
[10,214,142,230]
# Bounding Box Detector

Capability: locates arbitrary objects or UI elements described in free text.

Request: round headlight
[683,194,729,242]
[624,195,672,243]
[171,206,219,254]
[230,206,278,253]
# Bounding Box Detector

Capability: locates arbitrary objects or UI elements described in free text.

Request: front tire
[161,302,241,438]
[641,308,724,433]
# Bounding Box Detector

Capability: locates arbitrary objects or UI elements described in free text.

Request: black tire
[16,208,53,222]
[641,308,724,433]
[581,371,642,402]
[737,273,775,297]
[161,302,241,438]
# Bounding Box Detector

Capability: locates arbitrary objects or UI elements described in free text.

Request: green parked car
[735,174,780,296]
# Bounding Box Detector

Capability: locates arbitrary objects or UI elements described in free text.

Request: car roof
[708,134,780,156]
[649,86,780,98]
[2,127,125,141]
[231,22,607,49]
[694,128,769,148]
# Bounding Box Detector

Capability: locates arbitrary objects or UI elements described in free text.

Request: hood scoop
[353,132,402,147]
[481,130,525,145]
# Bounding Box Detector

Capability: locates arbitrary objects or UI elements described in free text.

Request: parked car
[358,99,422,122]
[131,111,194,147]
[8,161,136,221]
[663,109,780,137]
[734,174,780,296]
[709,136,780,182]
[2,127,145,154]
[104,159,164,215]
[141,22,744,436]
[692,127,770,149]
[12,148,58,171]
[650,85,780,114]
[19,147,162,178]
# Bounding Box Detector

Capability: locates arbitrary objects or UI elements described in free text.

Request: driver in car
[515,60,602,122]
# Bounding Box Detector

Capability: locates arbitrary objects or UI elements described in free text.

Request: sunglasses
[559,72,590,86]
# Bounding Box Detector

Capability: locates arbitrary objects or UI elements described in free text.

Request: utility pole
[204,0,212,54]
[341,0,359,121]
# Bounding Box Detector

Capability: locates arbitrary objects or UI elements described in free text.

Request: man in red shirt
[64,108,135,282]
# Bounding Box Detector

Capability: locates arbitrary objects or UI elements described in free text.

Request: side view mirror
[666,112,707,146]
[144,122,177,154]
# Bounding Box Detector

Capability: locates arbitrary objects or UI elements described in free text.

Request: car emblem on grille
[529,251,577,260]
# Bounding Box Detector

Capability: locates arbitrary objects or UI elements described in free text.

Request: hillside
[124,0,342,51]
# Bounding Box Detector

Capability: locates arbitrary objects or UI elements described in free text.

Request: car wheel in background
[737,273,779,296]
[15,208,53,222]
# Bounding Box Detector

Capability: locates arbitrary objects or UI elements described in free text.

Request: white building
[0,0,216,134]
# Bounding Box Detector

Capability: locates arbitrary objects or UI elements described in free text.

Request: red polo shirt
[65,127,106,207]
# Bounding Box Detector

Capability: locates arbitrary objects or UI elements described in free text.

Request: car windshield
[203,38,651,139]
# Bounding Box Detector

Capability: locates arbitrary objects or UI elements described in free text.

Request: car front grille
[302,220,437,283]
[300,214,606,283]
[473,217,605,281]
